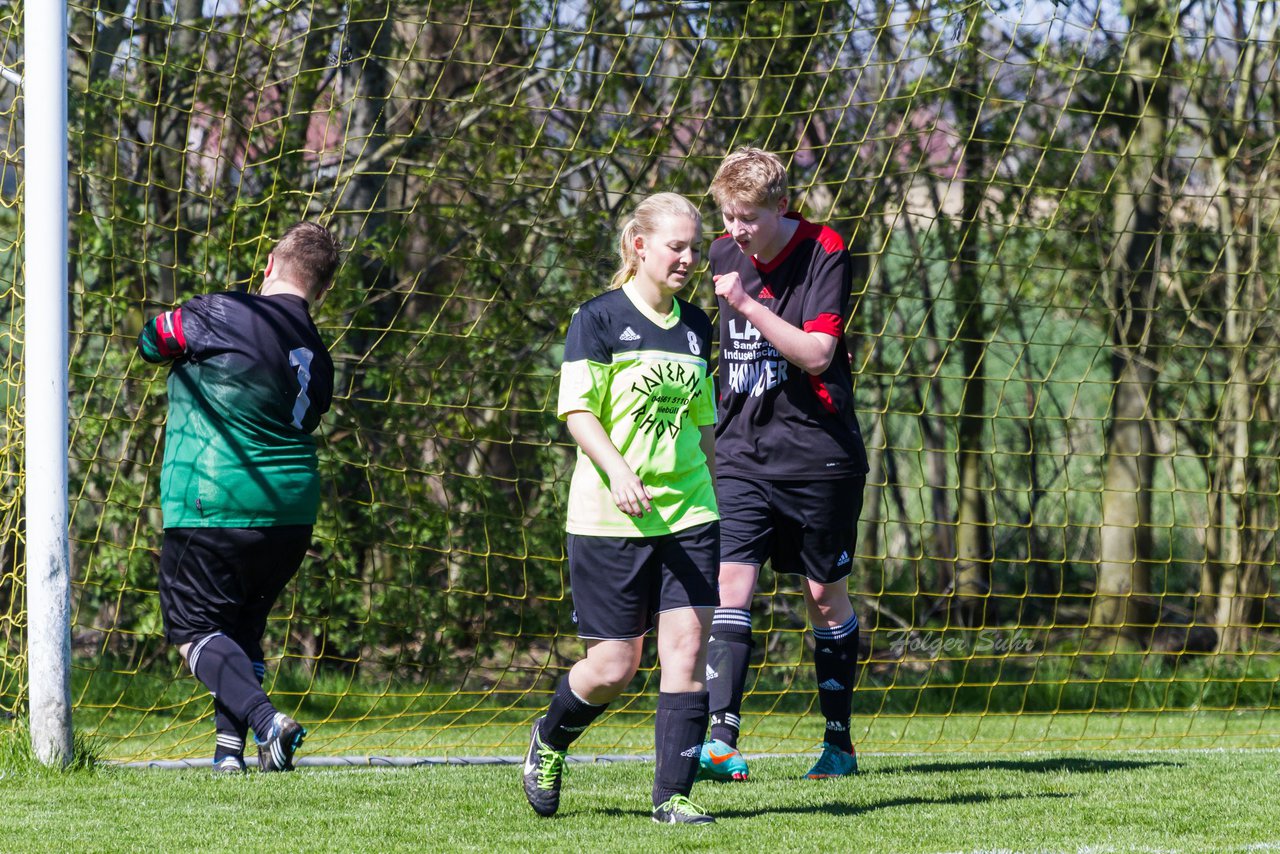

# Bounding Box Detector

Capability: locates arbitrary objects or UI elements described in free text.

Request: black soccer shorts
[717,475,865,584]
[567,521,720,641]
[158,525,312,657]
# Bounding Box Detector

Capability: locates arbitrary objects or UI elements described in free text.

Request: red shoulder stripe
[815,224,846,254]
[171,306,187,351]
[804,312,844,337]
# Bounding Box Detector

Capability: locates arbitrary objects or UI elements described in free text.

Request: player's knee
[598,662,640,693]
[663,630,707,666]
[589,653,642,693]
[184,631,227,676]
[717,563,758,607]
[808,585,854,621]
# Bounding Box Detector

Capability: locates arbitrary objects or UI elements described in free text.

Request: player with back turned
[138,221,339,773]
[699,148,870,782]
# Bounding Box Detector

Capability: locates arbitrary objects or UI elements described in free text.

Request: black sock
[652,691,709,808]
[813,614,860,754]
[213,660,263,761]
[213,699,246,762]
[539,677,608,751]
[707,608,752,748]
[188,634,277,741]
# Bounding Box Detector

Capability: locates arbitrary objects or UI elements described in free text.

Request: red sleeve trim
[171,307,187,351]
[804,312,844,336]
[809,375,838,414]
[156,308,187,358]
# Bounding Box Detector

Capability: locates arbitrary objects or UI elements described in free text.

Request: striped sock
[188,633,277,743]
[813,613,860,753]
[213,660,264,762]
[707,608,753,748]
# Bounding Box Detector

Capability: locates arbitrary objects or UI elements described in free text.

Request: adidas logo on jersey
[819,678,845,691]
[836,550,851,567]
[758,284,777,299]
[619,326,641,342]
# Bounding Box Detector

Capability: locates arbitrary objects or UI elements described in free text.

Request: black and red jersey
[712,213,869,479]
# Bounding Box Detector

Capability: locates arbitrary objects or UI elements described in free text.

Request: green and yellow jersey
[557,281,718,537]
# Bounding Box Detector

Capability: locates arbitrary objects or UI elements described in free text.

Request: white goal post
[22,0,72,768]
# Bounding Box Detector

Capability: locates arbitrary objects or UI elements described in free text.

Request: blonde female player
[522,193,720,825]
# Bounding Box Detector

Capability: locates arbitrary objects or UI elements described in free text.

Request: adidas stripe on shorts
[718,475,865,584]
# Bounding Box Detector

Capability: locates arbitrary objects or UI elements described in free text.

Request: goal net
[1,0,1277,761]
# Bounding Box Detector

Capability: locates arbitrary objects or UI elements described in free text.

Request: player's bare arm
[564,409,653,517]
[713,270,839,375]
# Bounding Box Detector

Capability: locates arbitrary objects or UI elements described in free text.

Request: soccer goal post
[22,0,72,767]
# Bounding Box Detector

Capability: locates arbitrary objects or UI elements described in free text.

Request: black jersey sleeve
[799,226,852,337]
[559,303,615,419]
[562,302,614,364]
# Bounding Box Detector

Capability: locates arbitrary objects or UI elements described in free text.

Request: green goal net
[1,0,1278,761]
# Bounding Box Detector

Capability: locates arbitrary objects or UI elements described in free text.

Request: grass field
[1,737,1276,853]
[78,700,1280,762]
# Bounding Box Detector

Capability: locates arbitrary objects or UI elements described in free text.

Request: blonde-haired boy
[702,148,868,781]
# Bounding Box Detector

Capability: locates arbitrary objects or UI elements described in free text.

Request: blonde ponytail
[610,218,642,290]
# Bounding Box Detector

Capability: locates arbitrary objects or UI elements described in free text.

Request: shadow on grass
[873,757,1183,775]
[599,790,1073,820]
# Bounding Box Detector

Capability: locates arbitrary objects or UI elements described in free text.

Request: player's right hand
[713,272,749,311]
[608,469,653,517]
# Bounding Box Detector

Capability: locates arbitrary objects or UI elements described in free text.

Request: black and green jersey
[557,281,718,537]
[138,292,333,528]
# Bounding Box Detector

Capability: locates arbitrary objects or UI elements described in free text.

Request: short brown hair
[710,147,789,209]
[273,221,340,297]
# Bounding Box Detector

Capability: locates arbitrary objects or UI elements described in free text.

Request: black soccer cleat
[257,712,306,773]
[652,794,715,825]
[522,718,567,817]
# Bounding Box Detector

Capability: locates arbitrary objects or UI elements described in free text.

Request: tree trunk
[950,23,992,628]
[143,0,204,305]
[1091,0,1172,648]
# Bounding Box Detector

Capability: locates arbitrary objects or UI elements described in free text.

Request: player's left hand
[713,272,750,311]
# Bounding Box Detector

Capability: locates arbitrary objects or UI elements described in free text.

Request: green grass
[72,708,1280,764]
[48,652,1280,761]
[1,737,1276,852]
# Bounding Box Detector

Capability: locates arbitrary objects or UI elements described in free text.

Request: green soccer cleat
[257,712,306,773]
[803,742,858,779]
[652,794,715,825]
[522,718,567,817]
[696,738,749,782]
